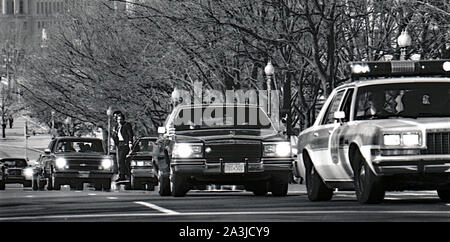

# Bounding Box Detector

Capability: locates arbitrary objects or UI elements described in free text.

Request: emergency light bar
[350,59,450,79]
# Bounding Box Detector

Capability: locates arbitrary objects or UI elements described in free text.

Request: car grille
[204,139,261,163]
[7,169,22,176]
[422,132,450,155]
[67,159,102,171]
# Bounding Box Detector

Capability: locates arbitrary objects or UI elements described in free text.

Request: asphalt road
[1,183,450,223]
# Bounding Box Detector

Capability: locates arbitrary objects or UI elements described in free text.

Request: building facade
[0,0,65,47]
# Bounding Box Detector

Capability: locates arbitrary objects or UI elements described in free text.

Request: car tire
[94,183,102,191]
[354,152,385,204]
[51,171,61,191]
[158,169,171,196]
[146,184,155,191]
[32,176,39,191]
[437,189,450,202]
[23,180,32,188]
[270,173,289,196]
[170,169,188,197]
[251,182,268,196]
[304,155,333,201]
[104,179,112,191]
[131,175,144,190]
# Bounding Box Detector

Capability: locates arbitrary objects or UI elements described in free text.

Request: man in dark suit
[112,111,134,181]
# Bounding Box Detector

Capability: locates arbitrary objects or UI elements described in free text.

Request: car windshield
[173,106,273,131]
[355,82,450,120]
[0,159,27,167]
[55,139,105,153]
[134,139,156,152]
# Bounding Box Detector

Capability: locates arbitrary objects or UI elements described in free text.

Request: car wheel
[146,184,155,191]
[158,169,171,196]
[354,152,385,204]
[102,179,111,192]
[32,176,39,191]
[270,172,289,196]
[437,188,450,202]
[251,182,268,196]
[23,180,32,188]
[38,175,46,190]
[51,172,61,190]
[131,175,144,190]
[304,155,333,201]
[94,183,102,191]
[170,169,188,197]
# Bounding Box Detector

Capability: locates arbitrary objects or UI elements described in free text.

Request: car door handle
[313,132,319,137]
[328,130,333,134]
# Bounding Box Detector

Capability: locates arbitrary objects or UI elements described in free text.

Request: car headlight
[383,133,420,146]
[263,142,291,157]
[172,143,203,158]
[383,134,401,146]
[101,158,113,169]
[130,161,152,167]
[55,158,67,169]
[23,168,34,178]
[403,133,420,146]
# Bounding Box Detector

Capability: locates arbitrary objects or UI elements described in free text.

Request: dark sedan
[34,137,114,191]
[155,104,293,197]
[0,158,34,190]
[125,137,158,190]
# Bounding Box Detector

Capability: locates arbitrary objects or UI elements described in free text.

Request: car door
[309,89,346,181]
[328,88,355,181]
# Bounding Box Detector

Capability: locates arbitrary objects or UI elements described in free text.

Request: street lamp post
[397,29,412,60]
[51,110,55,138]
[264,61,274,117]
[107,107,112,155]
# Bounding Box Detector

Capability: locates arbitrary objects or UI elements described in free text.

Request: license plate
[224,163,245,173]
[79,171,90,178]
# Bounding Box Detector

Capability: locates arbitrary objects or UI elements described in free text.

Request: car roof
[54,136,102,141]
[336,77,450,90]
[138,136,158,140]
[175,103,260,109]
[0,158,27,161]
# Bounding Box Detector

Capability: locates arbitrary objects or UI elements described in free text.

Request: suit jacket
[113,122,134,146]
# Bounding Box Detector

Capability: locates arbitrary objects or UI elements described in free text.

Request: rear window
[0,159,27,167]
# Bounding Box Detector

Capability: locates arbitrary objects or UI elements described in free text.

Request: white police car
[296,59,450,203]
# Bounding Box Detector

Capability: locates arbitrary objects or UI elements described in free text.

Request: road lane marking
[134,201,179,215]
[2,210,450,221]
[106,197,119,200]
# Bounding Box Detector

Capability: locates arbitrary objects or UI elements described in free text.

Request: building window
[36,1,39,14]
[19,0,23,14]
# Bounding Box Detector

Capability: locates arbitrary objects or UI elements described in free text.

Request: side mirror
[333,111,346,122]
[44,148,51,154]
[157,127,166,134]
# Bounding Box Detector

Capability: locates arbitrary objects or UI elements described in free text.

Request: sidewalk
[0,116,52,160]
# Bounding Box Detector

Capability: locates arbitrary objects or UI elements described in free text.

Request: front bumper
[54,170,114,179]
[130,167,156,179]
[3,176,31,184]
[171,158,293,177]
[373,154,450,175]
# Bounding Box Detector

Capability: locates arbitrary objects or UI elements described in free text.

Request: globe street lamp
[264,60,274,117]
[397,29,412,60]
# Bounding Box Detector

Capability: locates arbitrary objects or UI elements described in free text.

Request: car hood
[354,117,450,131]
[173,129,286,142]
